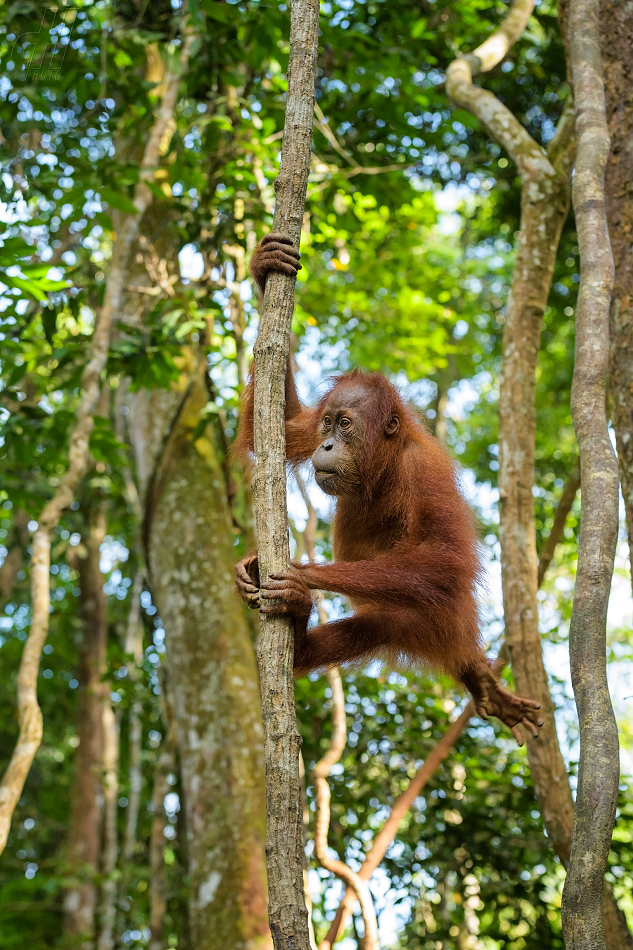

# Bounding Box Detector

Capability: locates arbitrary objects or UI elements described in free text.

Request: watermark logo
[10,8,76,82]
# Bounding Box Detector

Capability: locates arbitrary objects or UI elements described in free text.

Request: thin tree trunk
[445,5,631,945]
[447,0,576,861]
[0,509,29,611]
[122,573,144,862]
[63,516,108,946]
[601,0,633,599]
[149,712,177,950]
[0,23,192,855]
[250,2,319,948]
[561,2,620,946]
[98,701,120,950]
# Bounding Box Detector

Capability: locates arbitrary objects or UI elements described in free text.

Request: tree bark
[122,573,144,863]
[130,365,271,950]
[97,700,120,950]
[601,0,633,598]
[0,509,29,611]
[63,518,108,946]
[149,708,177,950]
[447,5,632,946]
[447,0,575,865]
[250,2,319,949]
[561,2,620,946]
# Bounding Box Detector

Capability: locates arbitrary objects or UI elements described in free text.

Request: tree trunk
[601,0,633,596]
[122,574,144,863]
[250,3,319,948]
[97,702,120,950]
[63,517,108,946]
[149,712,176,950]
[561,1,620,945]
[129,365,271,950]
[0,509,29,611]
[446,4,632,944]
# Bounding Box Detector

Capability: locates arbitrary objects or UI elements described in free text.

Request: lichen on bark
[132,368,271,950]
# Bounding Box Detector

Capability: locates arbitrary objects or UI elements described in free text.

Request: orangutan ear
[385,415,400,436]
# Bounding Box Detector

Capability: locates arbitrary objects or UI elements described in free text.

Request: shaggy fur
[233,234,543,742]
[236,365,484,680]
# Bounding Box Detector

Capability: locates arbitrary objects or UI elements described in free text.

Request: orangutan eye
[323,416,331,428]
[339,417,351,429]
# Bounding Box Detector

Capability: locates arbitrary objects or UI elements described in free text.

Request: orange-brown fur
[233,234,543,743]
[236,365,484,681]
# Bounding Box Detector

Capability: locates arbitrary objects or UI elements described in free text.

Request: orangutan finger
[260,247,301,266]
[261,233,297,250]
[511,724,525,746]
[522,717,541,738]
[521,698,541,710]
[236,579,259,596]
[261,577,291,589]
[235,565,255,586]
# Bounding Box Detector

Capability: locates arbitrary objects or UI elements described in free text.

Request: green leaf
[410,17,427,38]
[41,308,57,345]
[101,187,139,216]
[2,272,47,301]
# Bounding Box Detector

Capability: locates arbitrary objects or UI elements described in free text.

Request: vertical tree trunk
[0,510,29,611]
[149,706,177,950]
[497,160,576,865]
[130,365,271,950]
[97,702,120,950]
[601,0,633,596]
[561,1,620,946]
[122,574,144,863]
[63,516,108,946]
[446,0,576,868]
[447,5,632,944]
[250,3,319,948]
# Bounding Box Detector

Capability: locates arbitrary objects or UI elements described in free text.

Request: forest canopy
[0,1,631,949]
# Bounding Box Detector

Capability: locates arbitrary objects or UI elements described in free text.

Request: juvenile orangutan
[235,234,543,744]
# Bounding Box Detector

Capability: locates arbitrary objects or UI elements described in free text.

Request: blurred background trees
[0,1,631,949]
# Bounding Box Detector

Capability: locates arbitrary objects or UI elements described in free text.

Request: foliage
[0,0,631,948]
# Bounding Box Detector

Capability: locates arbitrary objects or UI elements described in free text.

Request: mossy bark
[130,367,270,950]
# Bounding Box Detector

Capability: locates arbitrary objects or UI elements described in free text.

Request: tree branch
[561,1,620,944]
[445,0,553,178]
[537,467,580,587]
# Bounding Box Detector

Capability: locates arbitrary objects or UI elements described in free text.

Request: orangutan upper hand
[259,569,313,620]
[250,233,301,295]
